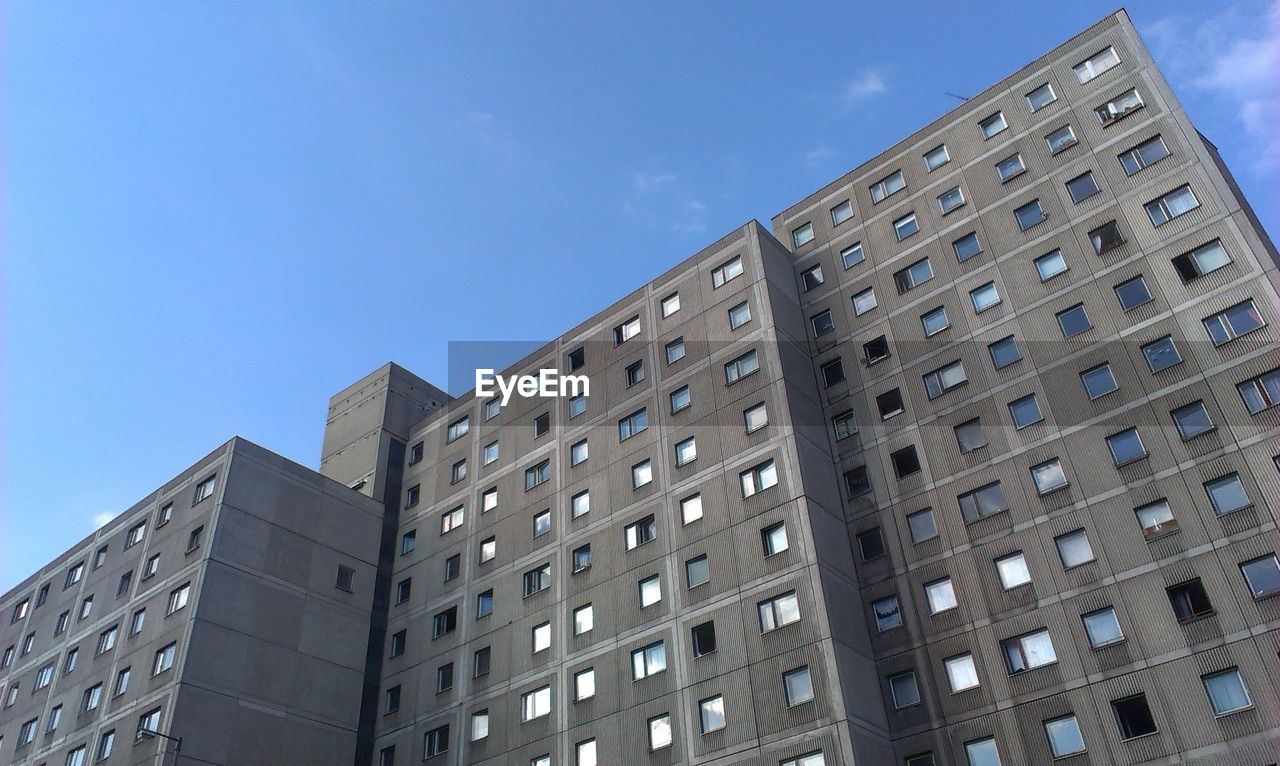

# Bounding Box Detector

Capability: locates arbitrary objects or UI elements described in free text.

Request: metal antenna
[945,92,971,101]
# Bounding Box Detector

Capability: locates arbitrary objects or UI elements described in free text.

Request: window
[470,710,489,741]
[64,647,78,671]
[18,717,38,746]
[711,255,743,288]
[907,508,937,543]
[570,440,589,467]
[66,746,88,766]
[680,493,703,524]
[661,292,681,317]
[953,231,982,261]
[810,309,835,337]
[1031,458,1068,494]
[894,258,933,294]
[925,578,957,614]
[728,300,752,329]
[1112,694,1157,739]
[1026,82,1056,110]
[1204,299,1265,345]
[11,598,30,624]
[1002,629,1057,673]
[698,695,726,733]
[572,544,591,572]
[1173,239,1231,282]
[35,582,49,607]
[483,440,499,464]
[473,646,490,677]
[1045,715,1086,757]
[863,335,890,364]
[743,402,768,433]
[1145,185,1199,226]
[877,389,904,419]
[616,412,645,440]
[889,671,920,709]
[401,530,417,555]
[993,153,1026,183]
[784,666,814,705]
[152,642,176,674]
[483,398,500,420]
[762,522,789,556]
[758,591,801,631]
[914,308,950,341]
[1113,274,1152,310]
[740,459,778,497]
[441,506,464,534]
[193,474,216,503]
[1120,134,1170,174]
[1055,529,1094,568]
[1015,199,1046,230]
[1008,393,1043,428]
[979,112,1007,139]
[396,578,411,605]
[851,287,878,315]
[47,704,62,733]
[570,490,590,519]
[574,667,595,700]
[404,485,423,510]
[125,520,146,548]
[166,582,190,615]
[665,337,686,364]
[995,552,1031,590]
[801,264,824,291]
[1047,124,1078,153]
[724,349,759,383]
[685,555,711,588]
[948,418,987,455]
[1075,46,1120,82]
[1095,88,1144,124]
[856,528,886,561]
[186,525,204,551]
[450,460,467,483]
[969,282,1001,313]
[523,564,551,597]
[573,603,594,635]
[945,653,979,692]
[638,574,662,607]
[1105,427,1146,466]
[938,186,965,214]
[1173,397,1218,441]
[96,625,118,655]
[625,359,645,386]
[632,459,652,489]
[924,144,950,171]
[648,713,673,750]
[1240,555,1280,598]
[446,416,469,443]
[923,360,966,399]
[436,662,453,692]
[824,356,844,386]
[784,755,828,766]
[567,346,585,371]
[525,460,550,490]
[481,487,498,512]
[1136,499,1178,540]
[870,170,906,203]
[632,640,666,679]
[36,662,54,690]
[1033,249,1067,281]
[965,738,1000,766]
[892,212,919,241]
[669,385,691,413]
[673,437,699,467]
[841,242,865,269]
[792,222,815,247]
[613,316,641,344]
[66,561,85,588]
[691,621,717,656]
[79,594,94,619]
[831,199,854,226]
[1089,220,1126,256]
[959,482,1007,523]
[844,465,870,497]
[532,621,551,652]
[1065,171,1100,203]
[1142,335,1181,372]
[479,536,496,563]
[872,595,902,631]
[56,610,71,635]
[408,441,422,467]
[443,554,460,582]
[624,515,657,550]
[521,686,551,721]
[988,336,1021,368]
[424,725,449,757]
[1202,668,1251,715]
[891,446,921,479]
[1206,473,1251,516]
[432,606,458,636]
[576,738,598,766]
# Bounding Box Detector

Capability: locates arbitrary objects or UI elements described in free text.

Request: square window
[893,212,919,241]
[613,316,641,345]
[924,144,950,171]
[841,242,865,269]
[925,578,957,614]
[872,595,902,631]
[1080,363,1118,399]
[988,336,1021,368]
[1056,304,1091,338]
[1065,171,1100,203]
[830,199,854,226]
[1114,275,1152,310]
[1015,199,1045,230]
[691,621,717,657]
[698,695,725,733]
[660,292,680,318]
[685,555,710,588]
[856,527,886,560]
[889,671,921,709]
[1205,473,1250,515]
[995,552,1031,590]
[762,522,789,556]
[1045,715,1086,757]
[1046,124,1077,153]
[801,264,825,291]
[1203,668,1251,715]
[680,493,704,525]
[1033,249,1067,281]
[953,231,982,261]
[852,287,878,315]
[844,465,870,497]
[945,653,979,692]
[783,666,814,706]
[1112,693,1157,739]
[632,640,666,678]
[979,112,1007,139]
[792,222,815,247]
[921,306,950,336]
[811,309,835,337]
[674,436,698,466]
[744,402,768,432]
[1106,427,1146,465]
[906,508,937,543]
[1135,499,1178,539]
[1171,400,1214,439]
[1054,529,1094,568]
[938,186,965,214]
[1083,606,1123,647]
[970,282,1001,313]
[670,385,691,413]
[863,335,890,364]
[1141,335,1181,372]
[965,738,999,766]
[890,446,921,479]
[1089,220,1126,254]
[876,388,904,420]
[1008,394,1043,429]
[625,515,657,549]
[995,154,1025,182]
[1240,554,1280,598]
[821,358,845,387]
[1026,82,1056,111]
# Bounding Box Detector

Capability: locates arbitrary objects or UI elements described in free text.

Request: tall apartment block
[3,9,1279,766]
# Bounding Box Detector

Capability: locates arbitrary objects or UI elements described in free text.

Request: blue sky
[2,1,1277,591]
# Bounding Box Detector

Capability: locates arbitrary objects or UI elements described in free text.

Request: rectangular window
[436,662,453,692]
[1045,715,1087,758]
[482,488,498,512]
[1066,171,1100,203]
[618,408,648,440]
[166,583,190,615]
[938,186,965,214]
[1112,693,1157,739]
[907,508,937,543]
[740,459,778,497]
[625,359,645,386]
[152,643,176,675]
[632,640,666,679]
[758,591,801,632]
[567,346,585,371]
[830,199,854,226]
[482,440,499,465]
[470,710,489,741]
[852,287,878,315]
[1106,427,1147,465]
[1055,529,1094,568]
[841,242,865,269]
[856,527,886,560]
[441,506,464,535]
[1203,668,1251,715]
[1120,134,1170,175]
[691,621,717,657]
[988,335,1021,368]
[193,474,216,503]
[570,440,589,466]
[784,666,815,706]
[532,621,551,652]
[473,647,490,677]
[970,282,1001,313]
[664,337,685,364]
[953,231,982,261]
[483,398,500,420]
[443,554,460,582]
[870,170,906,203]
[945,653,979,692]
[632,459,652,489]
[450,460,467,483]
[572,543,591,572]
[681,493,704,524]
[801,264,824,291]
[1002,628,1057,673]
[862,335,889,365]
[638,574,662,607]
[728,300,752,329]
[1095,88,1144,124]
[1026,82,1056,110]
[432,606,458,636]
[924,144,950,171]
[1034,249,1067,281]
[445,416,469,443]
[844,465,870,497]
[872,595,902,631]
[1046,124,1077,153]
[979,112,1007,139]
[925,578,958,614]
[1240,555,1280,598]
[685,555,710,588]
[1114,275,1152,310]
[660,292,680,318]
[574,668,595,700]
[1014,199,1046,231]
[1171,400,1214,439]
[613,316,641,345]
[698,695,726,733]
[892,212,919,241]
[670,385,691,413]
[625,515,657,549]
[922,360,966,399]
[1172,239,1231,282]
[570,489,589,518]
[424,725,449,757]
[648,713,672,750]
[1144,185,1199,226]
[1008,393,1043,428]
[711,255,743,288]
[743,402,768,432]
[762,522,789,556]
[724,349,759,383]
[1089,220,1126,254]
[1238,368,1280,413]
[523,564,551,598]
[959,482,1007,523]
[996,153,1025,182]
[810,309,835,337]
[966,741,1000,766]
[1135,499,1178,540]
[894,258,933,293]
[792,222,814,247]
[1203,299,1265,345]
[1205,473,1250,515]
[995,552,1031,590]
[521,686,552,721]
[1142,335,1181,372]
[524,460,550,490]
[1074,46,1121,83]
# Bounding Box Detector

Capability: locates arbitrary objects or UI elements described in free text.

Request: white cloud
[631,172,677,192]
[623,170,707,233]
[1147,2,1280,171]
[842,69,887,106]
[91,512,116,529]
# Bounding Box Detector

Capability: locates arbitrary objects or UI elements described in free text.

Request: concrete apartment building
[4,8,1279,766]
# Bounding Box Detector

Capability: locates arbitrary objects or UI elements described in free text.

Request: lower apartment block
[3,8,1279,766]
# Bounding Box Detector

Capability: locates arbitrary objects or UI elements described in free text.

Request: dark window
[1172,240,1230,283]
[1065,171,1100,202]
[893,258,933,293]
[1112,694,1157,739]
[988,336,1022,369]
[1015,199,1046,230]
[405,484,420,508]
[691,621,717,657]
[1106,428,1147,465]
[890,446,921,479]
[877,389,905,419]
[1080,363,1118,399]
[953,231,982,261]
[856,528,886,561]
[907,508,937,543]
[385,685,401,713]
[801,265,824,291]
[954,418,987,453]
[533,412,550,437]
[959,482,1007,523]
[863,336,890,364]
[389,630,406,657]
[1240,555,1280,598]
[1056,304,1092,338]
[844,466,871,498]
[396,578,411,604]
[473,646,491,677]
[567,346,585,371]
[432,606,458,637]
[436,662,453,692]
[1114,275,1152,310]
[444,554,461,581]
[625,359,645,386]
[811,310,835,337]
[1167,579,1213,621]
[424,725,449,757]
[1141,335,1182,373]
[401,530,417,556]
[821,358,845,387]
[1008,394,1043,429]
[335,565,355,593]
[1089,220,1125,254]
[409,442,424,464]
[1171,401,1214,439]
